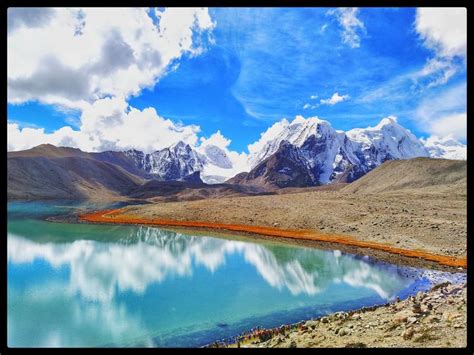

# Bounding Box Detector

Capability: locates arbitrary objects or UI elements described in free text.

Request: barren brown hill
[341,158,466,194]
[8,155,144,200]
[8,143,91,158]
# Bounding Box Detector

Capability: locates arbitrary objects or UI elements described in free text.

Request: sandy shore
[219,281,467,348]
[79,189,466,269]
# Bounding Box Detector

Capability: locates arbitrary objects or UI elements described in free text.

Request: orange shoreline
[79,208,467,269]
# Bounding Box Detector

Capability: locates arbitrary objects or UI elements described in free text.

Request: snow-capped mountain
[121,115,463,187]
[346,116,430,169]
[196,144,238,184]
[421,135,467,160]
[125,141,203,181]
[245,115,432,186]
[124,141,243,184]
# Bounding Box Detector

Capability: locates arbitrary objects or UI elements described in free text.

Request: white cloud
[320,92,349,105]
[7,7,218,153]
[247,118,289,156]
[428,113,466,141]
[421,134,466,160]
[8,97,201,153]
[327,8,365,48]
[7,7,215,109]
[199,130,231,149]
[416,8,466,59]
[310,95,318,100]
[415,83,466,141]
[198,130,250,176]
[414,8,466,88]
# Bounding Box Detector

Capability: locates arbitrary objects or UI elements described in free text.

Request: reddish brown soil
[80,208,466,269]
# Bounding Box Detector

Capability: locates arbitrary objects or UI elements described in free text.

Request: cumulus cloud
[428,113,466,141]
[320,92,349,105]
[414,8,466,88]
[7,7,219,153]
[199,130,231,149]
[415,83,466,141]
[7,7,215,109]
[7,8,55,33]
[8,97,201,153]
[416,8,466,59]
[327,8,365,48]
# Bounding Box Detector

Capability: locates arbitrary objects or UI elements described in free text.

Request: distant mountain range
[7,144,269,200]
[230,116,465,188]
[7,116,466,198]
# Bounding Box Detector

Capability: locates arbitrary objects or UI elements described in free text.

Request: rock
[338,328,349,336]
[393,311,412,324]
[401,327,415,340]
[351,313,361,320]
[442,312,461,322]
[320,317,329,324]
[412,303,422,314]
[426,315,440,323]
[407,316,417,324]
[288,341,297,348]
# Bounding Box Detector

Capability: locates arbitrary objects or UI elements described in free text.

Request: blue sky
[7,8,467,153]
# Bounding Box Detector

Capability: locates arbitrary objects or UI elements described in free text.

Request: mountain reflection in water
[8,226,410,302]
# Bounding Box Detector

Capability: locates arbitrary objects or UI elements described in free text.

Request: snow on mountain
[247,115,432,186]
[346,116,430,170]
[125,141,203,181]
[421,135,467,160]
[123,115,463,186]
[196,131,250,184]
[247,115,362,184]
[124,135,249,184]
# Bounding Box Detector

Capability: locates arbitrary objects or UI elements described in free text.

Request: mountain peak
[290,115,327,127]
[373,116,398,130]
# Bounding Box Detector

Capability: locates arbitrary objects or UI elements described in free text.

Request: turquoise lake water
[7,201,465,348]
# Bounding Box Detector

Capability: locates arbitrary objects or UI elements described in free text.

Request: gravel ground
[120,189,466,258]
[236,282,467,348]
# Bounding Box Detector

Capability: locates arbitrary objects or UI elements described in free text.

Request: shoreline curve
[79,208,467,269]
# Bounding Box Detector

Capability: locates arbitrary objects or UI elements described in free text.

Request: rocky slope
[227,141,315,188]
[229,281,466,348]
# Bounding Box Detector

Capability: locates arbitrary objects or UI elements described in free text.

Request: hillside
[341,158,466,194]
[7,155,144,200]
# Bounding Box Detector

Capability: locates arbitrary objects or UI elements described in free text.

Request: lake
[7,201,465,347]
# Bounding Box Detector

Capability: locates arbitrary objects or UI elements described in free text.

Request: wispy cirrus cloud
[327,8,365,48]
